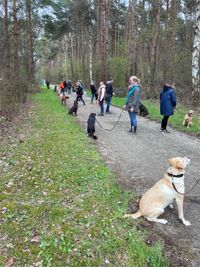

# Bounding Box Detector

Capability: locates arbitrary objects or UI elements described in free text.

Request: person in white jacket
[97,81,106,116]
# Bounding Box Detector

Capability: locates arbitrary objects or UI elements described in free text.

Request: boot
[128,126,132,133]
[133,126,137,133]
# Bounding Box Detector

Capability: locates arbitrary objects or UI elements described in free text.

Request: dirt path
[66,93,200,266]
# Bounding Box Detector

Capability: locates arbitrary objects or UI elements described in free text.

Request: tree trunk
[13,0,19,78]
[192,0,200,106]
[2,0,10,79]
[149,0,162,98]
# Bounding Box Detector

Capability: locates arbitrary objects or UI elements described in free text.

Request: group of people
[58,80,73,95]
[124,76,176,134]
[90,79,114,116]
[53,75,176,135]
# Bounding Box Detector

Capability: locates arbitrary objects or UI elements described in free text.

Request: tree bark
[192,0,200,106]
[13,0,19,78]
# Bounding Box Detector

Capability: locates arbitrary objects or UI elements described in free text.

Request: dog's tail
[123,210,142,219]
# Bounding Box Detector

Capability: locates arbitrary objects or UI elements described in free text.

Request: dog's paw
[123,214,132,218]
[158,219,168,224]
[182,220,191,226]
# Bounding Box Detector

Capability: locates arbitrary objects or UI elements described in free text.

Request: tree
[192,0,200,106]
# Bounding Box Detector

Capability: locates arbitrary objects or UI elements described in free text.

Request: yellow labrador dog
[183,110,194,128]
[124,157,191,226]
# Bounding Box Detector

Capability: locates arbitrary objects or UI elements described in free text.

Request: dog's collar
[167,172,184,178]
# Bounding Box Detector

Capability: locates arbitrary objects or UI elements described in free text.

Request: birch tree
[192,0,200,106]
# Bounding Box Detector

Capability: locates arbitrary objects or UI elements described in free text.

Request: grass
[112,96,200,134]
[0,87,168,266]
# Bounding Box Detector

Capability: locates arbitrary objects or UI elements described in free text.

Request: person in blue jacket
[124,75,141,134]
[160,81,176,133]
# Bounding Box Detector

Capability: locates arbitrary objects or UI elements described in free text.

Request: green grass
[112,96,200,134]
[0,88,168,266]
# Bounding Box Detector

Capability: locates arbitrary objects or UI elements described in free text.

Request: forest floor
[66,92,200,266]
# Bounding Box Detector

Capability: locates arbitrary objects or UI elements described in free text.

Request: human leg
[129,112,137,133]
[161,116,169,131]
[106,96,112,113]
[99,100,104,115]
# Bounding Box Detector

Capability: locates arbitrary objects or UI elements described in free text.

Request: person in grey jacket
[124,76,141,133]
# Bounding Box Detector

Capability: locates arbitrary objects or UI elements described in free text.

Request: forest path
[66,92,200,266]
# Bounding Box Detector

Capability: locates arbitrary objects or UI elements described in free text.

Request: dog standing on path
[123,157,191,226]
[87,113,97,139]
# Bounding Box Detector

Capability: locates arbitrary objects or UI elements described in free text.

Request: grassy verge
[112,96,200,134]
[0,88,168,266]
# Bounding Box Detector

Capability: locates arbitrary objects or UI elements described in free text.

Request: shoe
[163,129,170,133]
[98,113,104,116]
[128,127,133,133]
[106,111,111,114]
[160,129,170,133]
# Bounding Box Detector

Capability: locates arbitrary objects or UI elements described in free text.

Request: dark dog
[139,102,149,117]
[87,113,97,139]
[68,100,78,116]
[61,94,69,105]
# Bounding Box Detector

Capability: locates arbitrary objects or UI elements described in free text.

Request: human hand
[130,107,134,112]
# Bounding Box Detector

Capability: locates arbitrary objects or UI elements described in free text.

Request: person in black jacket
[76,81,86,105]
[105,79,114,113]
[90,81,97,103]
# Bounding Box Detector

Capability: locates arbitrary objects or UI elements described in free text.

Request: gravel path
[67,93,200,266]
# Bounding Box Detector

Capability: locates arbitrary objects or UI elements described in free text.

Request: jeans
[91,92,97,102]
[99,100,104,114]
[106,95,112,112]
[128,111,137,127]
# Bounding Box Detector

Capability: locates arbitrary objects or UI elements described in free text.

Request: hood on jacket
[163,84,172,92]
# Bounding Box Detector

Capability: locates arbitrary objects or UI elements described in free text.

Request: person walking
[97,81,106,116]
[105,79,114,113]
[76,81,86,105]
[90,81,97,104]
[160,81,176,133]
[124,75,141,134]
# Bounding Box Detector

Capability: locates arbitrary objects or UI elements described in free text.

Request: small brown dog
[68,100,78,116]
[183,110,194,128]
[61,94,69,105]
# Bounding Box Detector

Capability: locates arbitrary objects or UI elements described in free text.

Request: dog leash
[95,108,124,132]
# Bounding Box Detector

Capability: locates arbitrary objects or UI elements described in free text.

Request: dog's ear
[168,158,174,166]
[175,159,184,170]
[168,157,184,170]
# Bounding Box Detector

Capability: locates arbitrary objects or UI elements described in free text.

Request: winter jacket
[76,85,83,95]
[90,84,97,94]
[98,85,106,102]
[160,85,176,116]
[105,82,113,97]
[125,84,141,113]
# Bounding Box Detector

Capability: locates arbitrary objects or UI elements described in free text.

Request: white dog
[124,157,191,226]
